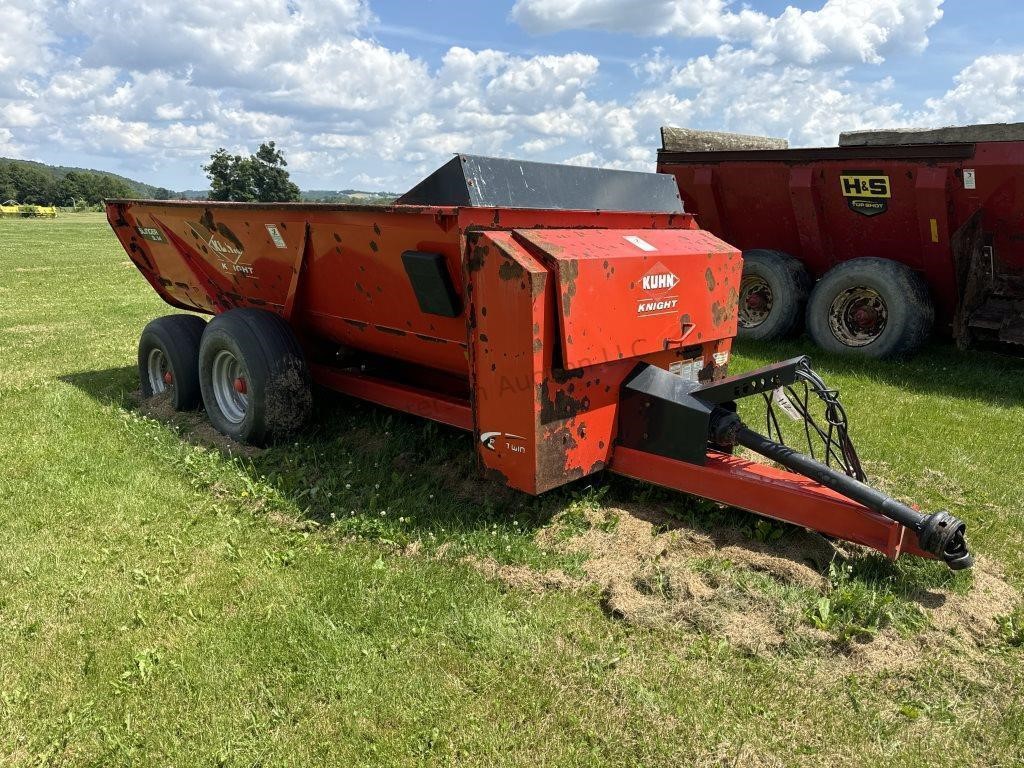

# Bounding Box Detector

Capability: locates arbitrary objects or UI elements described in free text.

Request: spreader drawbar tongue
[721,420,973,570]
[618,357,973,570]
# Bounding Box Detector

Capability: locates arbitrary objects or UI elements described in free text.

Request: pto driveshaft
[712,410,974,570]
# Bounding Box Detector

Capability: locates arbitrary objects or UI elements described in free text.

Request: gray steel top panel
[396,154,683,213]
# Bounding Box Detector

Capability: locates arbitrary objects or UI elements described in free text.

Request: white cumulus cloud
[918,54,1024,125]
[1,0,1022,192]
[511,0,943,64]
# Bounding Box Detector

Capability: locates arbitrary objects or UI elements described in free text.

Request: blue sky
[2,0,1023,192]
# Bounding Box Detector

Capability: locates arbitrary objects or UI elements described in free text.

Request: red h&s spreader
[106,155,973,569]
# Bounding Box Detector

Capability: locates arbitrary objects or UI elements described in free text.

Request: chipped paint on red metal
[464,230,549,492]
[465,228,735,493]
[512,228,741,368]
[657,140,1024,327]
[106,201,698,377]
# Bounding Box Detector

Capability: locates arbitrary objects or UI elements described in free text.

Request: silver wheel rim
[147,348,170,394]
[738,275,774,329]
[211,349,249,424]
[827,287,888,347]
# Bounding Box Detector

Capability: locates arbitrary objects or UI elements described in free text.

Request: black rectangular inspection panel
[401,250,461,317]
[395,154,684,213]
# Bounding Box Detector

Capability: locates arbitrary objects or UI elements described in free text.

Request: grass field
[1,212,1023,766]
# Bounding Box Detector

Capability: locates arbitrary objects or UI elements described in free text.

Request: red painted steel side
[610,446,930,561]
[512,228,741,367]
[310,364,473,431]
[106,202,700,376]
[658,141,1024,329]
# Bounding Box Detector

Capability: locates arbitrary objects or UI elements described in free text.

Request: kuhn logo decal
[637,262,680,317]
[641,263,679,293]
[642,271,678,291]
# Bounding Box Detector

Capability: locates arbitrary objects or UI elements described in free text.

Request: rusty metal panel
[108,201,472,376]
[465,229,686,494]
[512,228,742,370]
[464,230,550,494]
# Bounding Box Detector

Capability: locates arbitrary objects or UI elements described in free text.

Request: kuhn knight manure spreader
[107,155,973,569]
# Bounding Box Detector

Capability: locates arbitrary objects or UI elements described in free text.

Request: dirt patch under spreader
[466,505,1019,665]
[133,391,263,458]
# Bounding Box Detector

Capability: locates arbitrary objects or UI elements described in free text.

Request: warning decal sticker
[266,224,287,248]
[136,225,166,243]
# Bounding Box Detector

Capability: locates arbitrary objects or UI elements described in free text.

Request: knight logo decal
[637,262,680,317]
[185,216,256,276]
[840,171,891,217]
[480,431,526,454]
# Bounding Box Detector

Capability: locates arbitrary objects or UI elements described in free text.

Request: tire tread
[805,257,934,358]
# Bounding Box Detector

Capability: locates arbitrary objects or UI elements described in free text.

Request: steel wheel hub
[211,349,249,424]
[147,348,171,394]
[828,287,888,347]
[738,275,774,328]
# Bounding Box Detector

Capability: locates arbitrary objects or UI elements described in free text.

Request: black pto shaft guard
[712,409,974,570]
[917,511,973,570]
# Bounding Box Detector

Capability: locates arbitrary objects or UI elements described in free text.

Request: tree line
[0,161,172,206]
[1,140,366,207]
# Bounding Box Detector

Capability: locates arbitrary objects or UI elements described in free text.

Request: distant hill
[300,190,398,203]
[180,189,399,203]
[2,157,396,204]
[1,157,173,199]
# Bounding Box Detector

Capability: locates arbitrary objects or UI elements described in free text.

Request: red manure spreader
[107,155,973,569]
[658,124,1024,357]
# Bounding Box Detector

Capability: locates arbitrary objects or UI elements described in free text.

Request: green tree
[92,173,133,202]
[55,171,133,206]
[0,163,15,202]
[203,141,300,202]
[6,163,56,204]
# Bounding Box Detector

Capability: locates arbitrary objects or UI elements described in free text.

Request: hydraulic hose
[711,409,974,570]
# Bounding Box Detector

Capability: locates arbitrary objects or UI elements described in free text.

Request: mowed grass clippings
[0,213,1021,766]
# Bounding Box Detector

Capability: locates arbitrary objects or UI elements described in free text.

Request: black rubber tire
[806,258,934,358]
[137,314,207,409]
[199,309,312,445]
[737,249,811,340]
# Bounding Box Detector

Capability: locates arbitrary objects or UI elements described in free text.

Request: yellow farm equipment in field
[1,201,57,218]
